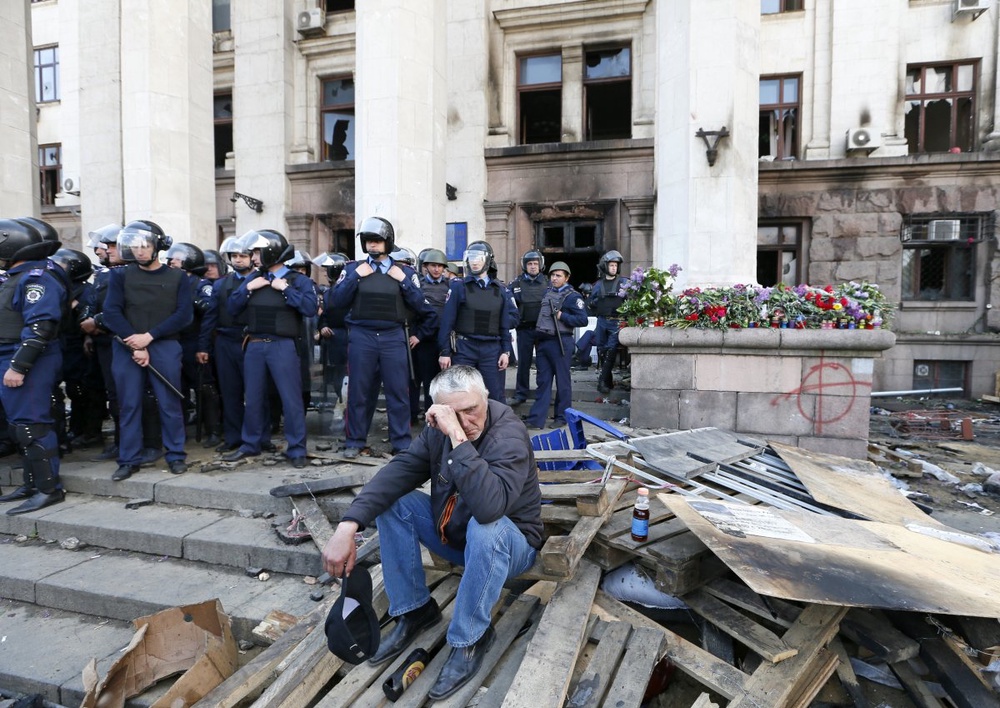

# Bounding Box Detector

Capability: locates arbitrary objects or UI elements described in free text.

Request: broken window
[584,47,631,141]
[904,62,976,153]
[759,75,799,160]
[519,54,562,144]
[34,46,59,103]
[325,0,354,11]
[900,214,986,301]
[761,0,803,13]
[321,78,355,162]
[38,144,61,206]
[213,93,233,169]
[757,223,801,286]
[913,360,967,395]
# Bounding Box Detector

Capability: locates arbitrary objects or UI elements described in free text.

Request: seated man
[322,365,541,700]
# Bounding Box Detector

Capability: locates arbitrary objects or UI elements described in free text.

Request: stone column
[483,201,513,282]
[623,197,655,271]
[985,13,1000,152]
[0,0,37,215]
[119,0,215,246]
[232,0,294,239]
[356,0,447,248]
[654,0,759,287]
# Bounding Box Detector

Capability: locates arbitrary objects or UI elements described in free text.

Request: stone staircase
[0,363,630,705]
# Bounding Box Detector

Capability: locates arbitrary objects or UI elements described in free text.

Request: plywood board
[769,441,951,529]
[660,495,1000,617]
[632,429,761,480]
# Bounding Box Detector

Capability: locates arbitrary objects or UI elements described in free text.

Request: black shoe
[0,485,35,503]
[368,599,442,666]
[7,490,65,516]
[290,456,307,469]
[0,441,17,458]
[201,434,222,449]
[222,448,259,463]
[92,444,119,461]
[428,626,496,700]
[168,460,188,475]
[509,396,527,406]
[215,441,240,453]
[112,464,139,481]
[596,382,611,395]
[138,448,164,467]
[261,442,278,453]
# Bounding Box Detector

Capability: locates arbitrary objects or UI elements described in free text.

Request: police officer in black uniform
[313,252,349,415]
[509,250,548,406]
[437,241,518,403]
[587,250,627,394]
[0,219,67,514]
[523,262,588,429]
[412,248,449,415]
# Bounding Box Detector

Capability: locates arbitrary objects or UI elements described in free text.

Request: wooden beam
[564,621,632,708]
[682,589,797,663]
[539,479,626,576]
[601,627,667,708]
[840,608,919,664]
[291,495,337,551]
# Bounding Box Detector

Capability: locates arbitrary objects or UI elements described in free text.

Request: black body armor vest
[593,277,625,317]
[455,281,503,337]
[123,265,183,338]
[351,271,408,323]
[246,273,303,337]
[515,276,547,328]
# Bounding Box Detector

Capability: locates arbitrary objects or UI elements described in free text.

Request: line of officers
[0,214,631,516]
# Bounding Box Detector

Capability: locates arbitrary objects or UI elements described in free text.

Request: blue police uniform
[0,261,66,510]
[86,266,121,454]
[524,284,588,428]
[328,257,436,454]
[587,274,627,391]
[510,272,548,403]
[200,269,251,450]
[103,264,193,469]
[412,273,449,414]
[437,276,518,403]
[227,265,317,461]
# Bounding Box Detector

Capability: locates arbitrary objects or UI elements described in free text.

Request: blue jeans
[376,490,537,647]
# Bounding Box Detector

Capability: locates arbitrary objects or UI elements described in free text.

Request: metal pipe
[870,387,964,398]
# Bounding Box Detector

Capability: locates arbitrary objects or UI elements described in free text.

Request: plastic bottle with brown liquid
[631,487,650,542]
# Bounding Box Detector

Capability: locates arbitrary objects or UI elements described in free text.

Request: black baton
[113,335,189,403]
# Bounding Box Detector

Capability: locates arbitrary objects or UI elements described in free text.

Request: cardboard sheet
[661,495,1000,617]
[80,598,238,708]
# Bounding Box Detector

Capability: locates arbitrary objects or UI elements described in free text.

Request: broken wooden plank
[564,621,632,708]
[829,638,868,708]
[702,577,800,629]
[683,589,798,663]
[889,658,947,708]
[269,468,376,497]
[500,560,603,708]
[291,495,338,551]
[472,620,540,708]
[601,627,667,708]
[251,609,299,647]
[839,608,919,664]
[539,482,610,516]
[538,479,627,577]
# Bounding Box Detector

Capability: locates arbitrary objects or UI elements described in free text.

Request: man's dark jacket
[342,400,543,551]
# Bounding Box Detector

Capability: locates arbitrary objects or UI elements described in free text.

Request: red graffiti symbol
[771,357,870,435]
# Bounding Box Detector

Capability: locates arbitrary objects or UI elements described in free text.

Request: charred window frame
[536,221,601,252]
[584,47,631,141]
[518,54,562,145]
[912,360,968,395]
[34,46,59,103]
[757,223,801,287]
[904,61,977,154]
[899,214,988,301]
[213,93,233,169]
[39,143,61,206]
[759,75,799,160]
[321,77,355,162]
[326,0,355,11]
[761,0,803,13]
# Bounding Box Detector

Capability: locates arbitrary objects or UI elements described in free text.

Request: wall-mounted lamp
[231,191,264,213]
[445,183,457,201]
[695,127,730,167]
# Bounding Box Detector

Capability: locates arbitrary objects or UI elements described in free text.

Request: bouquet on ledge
[616,265,681,327]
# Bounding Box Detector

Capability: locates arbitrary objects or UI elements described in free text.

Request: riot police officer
[413,248,449,414]
[587,250,627,394]
[222,230,317,467]
[102,220,192,480]
[509,250,548,406]
[328,217,436,458]
[203,249,228,281]
[0,219,66,514]
[523,262,588,429]
[437,241,518,402]
[314,252,349,414]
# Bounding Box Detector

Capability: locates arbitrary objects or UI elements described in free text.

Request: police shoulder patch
[575,298,585,309]
[24,283,45,304]
[444,290,451,303]
[410,273,421,289]
[201,284,214,296]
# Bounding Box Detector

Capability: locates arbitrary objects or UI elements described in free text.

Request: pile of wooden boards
[194,427,1000,707]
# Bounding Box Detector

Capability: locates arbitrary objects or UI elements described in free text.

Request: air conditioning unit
[296,8,326,37]
[926,219,962,241]
[846,127,881,153]
[954,0,991,16]
[62,176,80,195]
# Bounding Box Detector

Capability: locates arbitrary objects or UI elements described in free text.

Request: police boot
[597,354,615,395]
[200,386,223,448]
[0,463,34,503]
[7,427,64,515]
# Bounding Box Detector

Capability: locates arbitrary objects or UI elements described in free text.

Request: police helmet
[313,252,349,282]
[284,249,312,269]
[521,249,545,274]
[50,248,94,284]
[87,223,123,250]
[14,217,61,259]
[203,249,229,278]
[390,245,416,267]
[220,234,252,258]
[464,240,494,277]
[598,250,624,277]
[245,229,294,268]
[421,249,448,267]
[578,282,594,298]
[0,219,46,267]
[118,220,172,264]
[357,217,395,254]
[165,242,207,275]
[549,261,571,277]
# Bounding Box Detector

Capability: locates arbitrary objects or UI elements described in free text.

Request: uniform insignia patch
[576,298,584,309]
[445,290,451,303]
[201,285,213,296]
[25,284,45,303]
[410,273,421,288]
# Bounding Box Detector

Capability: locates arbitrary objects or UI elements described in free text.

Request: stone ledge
[620,326,896,354]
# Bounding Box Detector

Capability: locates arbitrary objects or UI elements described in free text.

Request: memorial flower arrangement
[617,269,894,330]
